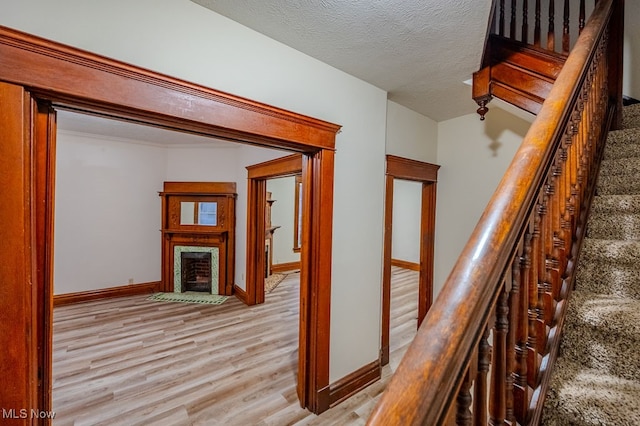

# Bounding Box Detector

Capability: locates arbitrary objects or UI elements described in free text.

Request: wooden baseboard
[271,261,301,274]
[391,258,420,271]
[328,360,381,408]
[53,281,160,306]
[234,284,249,305]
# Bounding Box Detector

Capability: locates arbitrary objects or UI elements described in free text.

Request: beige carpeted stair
[542,104,640,425]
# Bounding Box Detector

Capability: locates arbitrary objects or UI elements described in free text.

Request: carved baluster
[554,113,580,288]
[563,0,570,54]
[583,90,595,199]
[522,0,529,44]
[506,252,520,424]
[587,57,602,178]
[590,45,602,166]
[499,0,506,36]
[558,142,572,272]
[550,161,564,306]
[579,75,591,208]
[475,327,491,426]
[557,144,569,281]
[580,79,592,208]
[513,231,531,423]
[542,179,556,335]
[534,0,541,47]
[568,118,580,232]
[511,0,517,39]
[575,93,586,223]
[456,368,473,426]
[490,289,509,425]
[528,209,541,387]
[586,80,597,186]
[579,0,586,33]
[547,0,555,51]
[558,144,571,260]
[539,190,552,354]
[592,45,604,150]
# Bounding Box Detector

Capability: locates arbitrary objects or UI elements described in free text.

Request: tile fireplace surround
[173,245,219,294]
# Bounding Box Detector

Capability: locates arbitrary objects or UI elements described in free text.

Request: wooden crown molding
[246,154,303,179]
[160,181,237,196]
[0,25,341,151]
[386,155,440,182]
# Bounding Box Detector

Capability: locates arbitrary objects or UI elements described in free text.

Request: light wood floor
[52,267,419,425]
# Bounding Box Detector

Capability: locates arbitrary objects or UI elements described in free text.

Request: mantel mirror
[180,201,218,226]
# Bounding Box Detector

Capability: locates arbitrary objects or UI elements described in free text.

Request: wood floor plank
[53,267,419,424]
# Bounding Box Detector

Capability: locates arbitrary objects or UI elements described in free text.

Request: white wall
[386,100,438,163]
[267,176,300,265]
[624,0,640,99]
[54,131,166,295]
[391,180,422,264]
[434,107,531,298]
[385,100,438,268]
[2,0,387,381]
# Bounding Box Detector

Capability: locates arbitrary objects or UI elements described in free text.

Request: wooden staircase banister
[367,0,623,424]
[474,0,604,119]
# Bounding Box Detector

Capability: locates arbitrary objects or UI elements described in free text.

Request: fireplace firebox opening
[181,252,212,293]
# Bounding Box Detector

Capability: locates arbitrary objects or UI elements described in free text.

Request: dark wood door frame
[0,25,339,417]
[244,154,312,405]
[245,154,303,305]
[381,155,440,366]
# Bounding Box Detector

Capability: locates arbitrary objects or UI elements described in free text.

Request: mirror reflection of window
[180,201,217,226]
[198,202,217,226]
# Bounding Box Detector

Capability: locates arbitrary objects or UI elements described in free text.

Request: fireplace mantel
[159,182,236,295]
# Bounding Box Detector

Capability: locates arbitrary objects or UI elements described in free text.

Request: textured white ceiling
[191,0,493,121]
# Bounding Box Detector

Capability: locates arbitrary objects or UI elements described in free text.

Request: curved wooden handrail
[367,0,621,424]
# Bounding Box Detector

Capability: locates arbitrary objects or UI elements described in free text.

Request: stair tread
[543,356,640,426]
[599,156,640,176]
[580,238,640,264]
[595,175,640,195]
[576,260,640,300]
[622,103,640,129]
[566,291,640,333]
[587,211,640,240]
[607,126,640,143]
[590,194,640,213]
[603,142,640,160]
[560,291,640,381]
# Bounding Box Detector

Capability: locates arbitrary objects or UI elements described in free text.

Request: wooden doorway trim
[381,155,440,366]
[245,153,303,305]
[0,26,339,416]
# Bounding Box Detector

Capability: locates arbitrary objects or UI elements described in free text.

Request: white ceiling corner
[190,0,493,122]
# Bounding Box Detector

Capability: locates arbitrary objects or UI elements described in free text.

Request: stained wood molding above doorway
[0,25,339,416]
